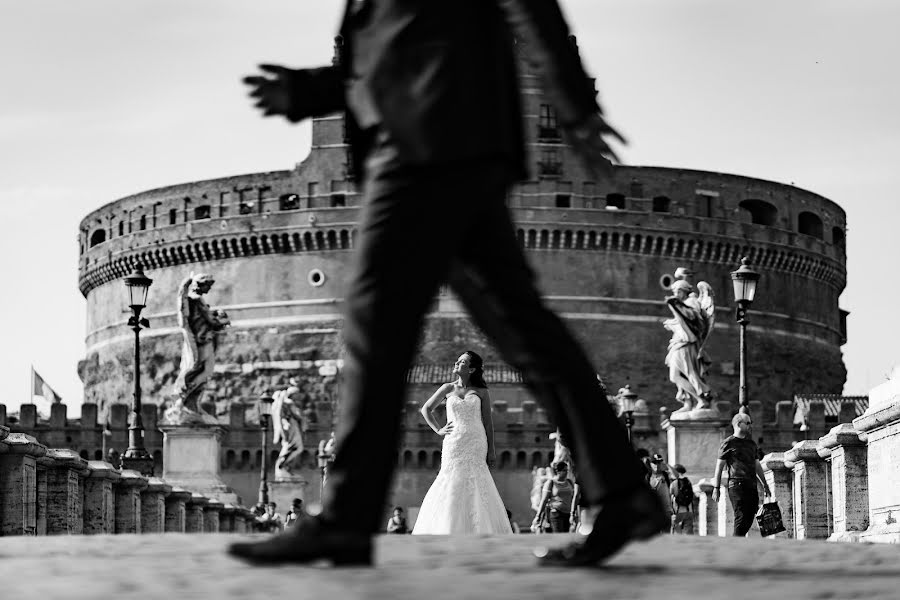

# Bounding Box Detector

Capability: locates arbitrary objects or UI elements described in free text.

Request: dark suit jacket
[294,0,600,181]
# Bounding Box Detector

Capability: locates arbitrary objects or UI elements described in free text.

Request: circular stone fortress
[75,38,848,508]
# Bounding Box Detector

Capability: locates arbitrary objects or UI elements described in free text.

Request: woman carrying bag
[532,462,580,533]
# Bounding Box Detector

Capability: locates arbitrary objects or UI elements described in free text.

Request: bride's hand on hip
[437,422,455,436]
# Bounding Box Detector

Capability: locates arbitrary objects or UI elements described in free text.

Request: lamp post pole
[731,257,761,417]
[257,394,274,505]
[121,263,154,476]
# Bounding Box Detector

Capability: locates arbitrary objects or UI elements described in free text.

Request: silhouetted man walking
[230,0,665,567]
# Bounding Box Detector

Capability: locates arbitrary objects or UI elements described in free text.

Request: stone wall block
[109,404,128,430]
[19,404,37,430]
[204,498,224,533]
[697,478,718,537]
[785,440,830,539]
[114,469,148,534]
[492,401,508,427]
[0,433,47,535]
[818,423,868,540]
[220,504,237,532]
[140,477,172,534]
[521,401,536,425]
[80,403,98,429]
[229,403,245,429]
[164,487,193,533]
[314,400,333,430]
[50,404,67,429]
[774,401,794,429]
[185,493,209,533]
[404,401,422,429]
[760,452,794,538]
[83,460,120,534]
[42,449,90,535]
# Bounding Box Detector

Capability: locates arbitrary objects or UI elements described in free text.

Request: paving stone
[0,534,899,600]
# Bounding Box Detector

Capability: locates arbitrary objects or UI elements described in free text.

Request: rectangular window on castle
[169,208,177,225]
[555,194,571,208]
[538,104,560,141]
[330,194,346,208]
[239,200,254,215]
[193,205,211,220]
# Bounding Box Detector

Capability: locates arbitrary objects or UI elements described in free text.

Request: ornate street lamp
[618,385,638,444]
[257,393,274,505]
[731,257,761,416]
[121,262,154,476]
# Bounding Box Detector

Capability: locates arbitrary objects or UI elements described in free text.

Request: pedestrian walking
[713,413,772,536]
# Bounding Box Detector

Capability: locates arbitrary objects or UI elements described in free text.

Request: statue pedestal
[269,476,309,514]
[160,423,240,505]
[663,412,731,484]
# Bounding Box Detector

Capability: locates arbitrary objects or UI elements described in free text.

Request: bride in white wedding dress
[412,350,513,534]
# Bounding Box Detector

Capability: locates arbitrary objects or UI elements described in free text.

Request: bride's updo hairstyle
[463,350,488,388]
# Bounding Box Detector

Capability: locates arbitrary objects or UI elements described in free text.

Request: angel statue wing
[696,281,715,348]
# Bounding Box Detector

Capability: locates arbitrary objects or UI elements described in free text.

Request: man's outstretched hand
[564,112,627,181]
[242,64,304,122]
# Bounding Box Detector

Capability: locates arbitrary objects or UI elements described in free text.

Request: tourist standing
[713,413,772,536]
[648,454,673,527]
[532,462,580,533]
[285,498,306,528]
[669,464,694,534]
[386,507,410,534]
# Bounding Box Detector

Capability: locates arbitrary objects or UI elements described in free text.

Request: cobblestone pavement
[1,533,898,600]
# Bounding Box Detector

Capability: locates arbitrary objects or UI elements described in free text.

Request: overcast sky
[1,1,897,416]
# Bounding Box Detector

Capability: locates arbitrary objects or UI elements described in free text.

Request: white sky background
[0,1,897,417]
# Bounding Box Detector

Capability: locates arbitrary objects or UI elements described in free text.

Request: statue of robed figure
[273,385,305,479]
[664,278,715,414]
[165,273,230,424]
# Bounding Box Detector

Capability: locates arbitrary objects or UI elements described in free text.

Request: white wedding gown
[412,391,513,534]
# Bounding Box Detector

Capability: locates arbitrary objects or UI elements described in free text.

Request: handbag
[755,497,786,537]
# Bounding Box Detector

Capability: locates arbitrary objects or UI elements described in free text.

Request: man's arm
[712,458,725,502]
[243,64,345,123]
[755,460,772,497]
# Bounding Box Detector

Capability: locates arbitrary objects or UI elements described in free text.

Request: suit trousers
[321,136,646,533]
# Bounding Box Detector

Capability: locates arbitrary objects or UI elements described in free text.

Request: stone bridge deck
[1,534,897,600]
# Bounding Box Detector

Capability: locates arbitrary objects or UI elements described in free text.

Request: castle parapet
[81,403,98,429]
[19,404,37,429]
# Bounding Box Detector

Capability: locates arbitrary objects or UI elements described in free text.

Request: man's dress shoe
[228,517,373,566]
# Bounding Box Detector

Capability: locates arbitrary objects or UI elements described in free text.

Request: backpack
[674,477,694,507]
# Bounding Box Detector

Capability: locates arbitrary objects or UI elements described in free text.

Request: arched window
[652,196,671,213]
[432,451,441,470]
[798,211,824,239]
[403,450,414,468]
[225,450,236,469]
[89,229,106,247]
[531,451,544,469]
[516,451,527,469]
[241,450,251,470]
[94,449,102,460]
[739,199,778,226]
[606,193,626,210]
[832,226,845,247]
[417,450,428,469]
[79,450,88,459]
[500,451,511,468]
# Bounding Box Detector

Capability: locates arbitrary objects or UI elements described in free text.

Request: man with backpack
[669,464,694,535]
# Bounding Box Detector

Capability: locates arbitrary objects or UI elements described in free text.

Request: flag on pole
[31,366,62,405]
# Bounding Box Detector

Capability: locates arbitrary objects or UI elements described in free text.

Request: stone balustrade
[817,424,868,541]
[186,493,209,533]
[0,439,257,537]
